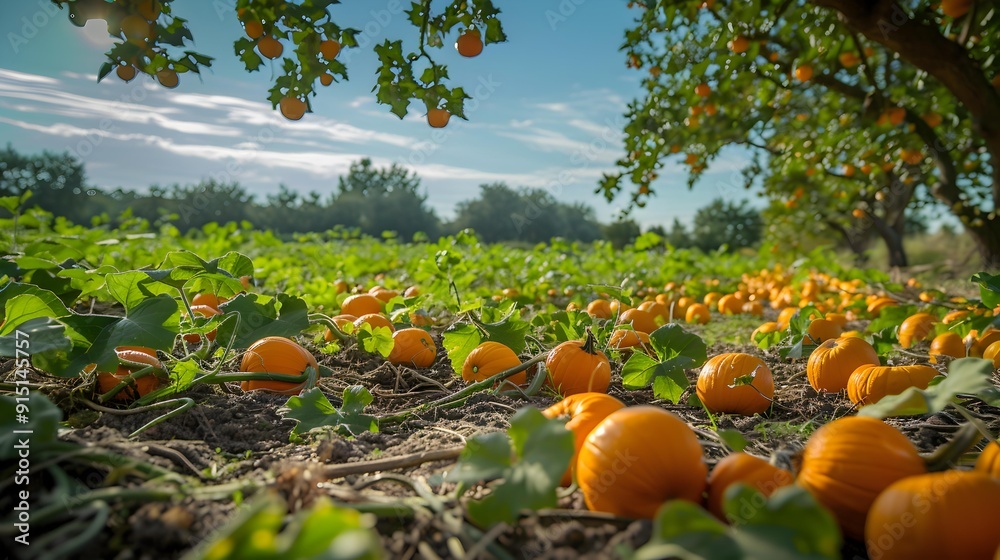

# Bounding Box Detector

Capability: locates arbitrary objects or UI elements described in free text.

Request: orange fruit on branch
[455,28,483,57]
[319,39,341,60]
[427,108,451,128]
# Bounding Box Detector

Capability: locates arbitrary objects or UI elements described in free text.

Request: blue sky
[0,0,757,228]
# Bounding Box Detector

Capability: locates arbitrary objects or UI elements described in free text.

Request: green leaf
[971,272,1000,308]
[215,293,310,349]
[620,351,693,404]
[283,386,379,436]
[448,407,573,527]
[649,323,707,364]
[637,485,840,560]
[0,282,70,324]
[442,322,481,373]
[716,429,748,452]
[62,295,179,377]
[446,431,511,484]
[858,358,993,418]
[474,305,531,354]
[0,317,72,359]
[356,324,394,357]
[0,391,63,459]
[105,271,158,312]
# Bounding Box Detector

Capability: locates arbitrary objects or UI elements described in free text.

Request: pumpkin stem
[582,327,599,355]
[922,419,984,472]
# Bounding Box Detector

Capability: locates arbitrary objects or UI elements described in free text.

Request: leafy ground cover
[2,208,1000,559]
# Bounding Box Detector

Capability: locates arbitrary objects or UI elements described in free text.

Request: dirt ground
[4,331,999,560]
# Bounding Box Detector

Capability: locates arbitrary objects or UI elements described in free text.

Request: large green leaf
[282,386,379,437]
[859,358,994,418]
[215,293,310,349]
[620,324,705,403]
[636,485,840,560]
[442,322,481,373]
[0,282,70,324]
[105,271,159,312]
[61,295,179,377]
[0,316,72,359]
[447,407,573,527]
[971,272,1000,308]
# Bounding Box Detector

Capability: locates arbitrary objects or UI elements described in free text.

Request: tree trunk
[868,213,908,268]
[813,0,1000,267]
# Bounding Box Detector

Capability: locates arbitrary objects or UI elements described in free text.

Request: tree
[0,144,103,225]
[336,159,440,239]
[603,0,1000,267]
[51,0,506,125]
[449,183,603,243]
[603,219,642,250]
[690,199,763,253]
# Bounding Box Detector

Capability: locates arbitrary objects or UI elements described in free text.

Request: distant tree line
[0,145,765,251]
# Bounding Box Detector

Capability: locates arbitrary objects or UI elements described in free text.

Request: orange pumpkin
[867,296,898,316]
[240,337,318,395]
[353,313,395,332]
[96,346,165,402]
[576,405,707,518]
[776,306,799,329]
[806,336,879,393]
[976,441,1000,477]
[586,299,612,319]
[929,332,966,363]
[806,318,842,344]
[616,308,658,334]
[541,393,625,486]
[696,353,774,415]
[387,328,436,368]
[340,294,382,317]
[865,471,1000,560]
[608,328,650,352]
[750,321,781,342]
[705,452,793,520]
[685,303,711,324]
[182,304,221,344]
[972,329,1000,358]
[797,416,926,540]
[545,329,611,396]
[191,292,225,311]
[717,294,744,315]
[462,341,524,384]
[847,364,939,405]
[897,312,937,348]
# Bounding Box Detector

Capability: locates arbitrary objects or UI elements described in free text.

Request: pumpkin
[617,308,658,334]
[929,332,966,363]
[897,312,937,348]
[353,313,394,332]
[866,296,898,316]
[741,300,764,317]
[340,294,382,317]
[387,328,436,368]
[240,336,318,395]
[806,318,842,344]
[541,393,625,486]
[685,303,711,324]
[323,314,357,342]
[96,346,165,402]
[637,301,669,323]
[984,340,1000,369]
[750,321,780,342]
[776,306,799,329]
[182,304,221,344]
[847,364,939,405]
[586,299,612,319]
[806,336,879,393]
[717,294,744,315]
[976,441,1000,477]
[972,329,1000,358]
[545,329,611,396]
[705,452,793,521]
[825,312,848,328]
[608,328,650,352]
[797,416,926,540]
[865,471,1000,560]
[673,297,694,317]
[191,292,225,311]
[462,341,524,384]
[369,287,399,303]
[696,353,774,415]
[576,405,707,518]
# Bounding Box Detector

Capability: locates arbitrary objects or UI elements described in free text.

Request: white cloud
[509,119,533,128]
[0,68,59,85]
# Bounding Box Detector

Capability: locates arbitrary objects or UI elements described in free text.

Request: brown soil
[3,333,998,560]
